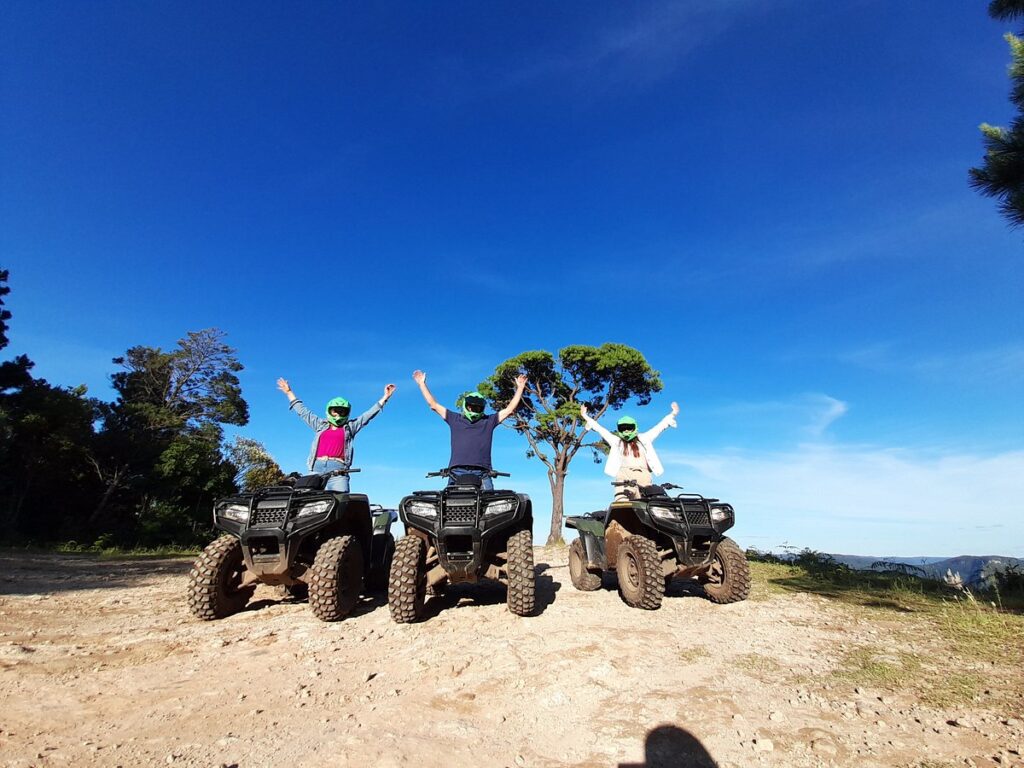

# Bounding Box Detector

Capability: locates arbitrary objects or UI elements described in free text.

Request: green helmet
[325,397,351,426]
[616,415,639,441]
[462,391,487,422]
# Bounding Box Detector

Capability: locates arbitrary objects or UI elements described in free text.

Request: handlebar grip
[491,471,511,477]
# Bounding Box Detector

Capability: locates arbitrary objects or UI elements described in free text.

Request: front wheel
[568,538,602,592]
[616,535,664,610]
[308,535,364,621]
[388,535,427,623]
[701,537,751,604]
[187,536,254,620]
[506,528,536,616]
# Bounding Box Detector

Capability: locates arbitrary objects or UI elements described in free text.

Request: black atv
[564,480,750,610]
[187,468,396,622]
[387,467,535,623]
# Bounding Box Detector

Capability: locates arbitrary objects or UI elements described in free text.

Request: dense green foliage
[478,344,662,545]
[970,1,1024,226]
[0,269,269,547]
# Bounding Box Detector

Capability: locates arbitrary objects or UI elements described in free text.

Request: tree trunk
[546,462,566,546]
[88,472,122,528]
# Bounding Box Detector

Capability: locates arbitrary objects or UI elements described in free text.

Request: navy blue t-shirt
[444,411,500,469]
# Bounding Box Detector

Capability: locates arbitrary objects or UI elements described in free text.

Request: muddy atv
[387,467,535,623]
[187,469,396,622]
[564,480,750,610]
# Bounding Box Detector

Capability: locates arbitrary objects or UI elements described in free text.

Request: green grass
[748,553,1024,710]
[2,542,200,559]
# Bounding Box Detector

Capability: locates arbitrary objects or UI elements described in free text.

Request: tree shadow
[0,553,193,595]
[619,724,719,768]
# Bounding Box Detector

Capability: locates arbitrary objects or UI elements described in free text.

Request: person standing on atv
[412,370,527,491]
[580,401,680,501]
[276,378,396,492]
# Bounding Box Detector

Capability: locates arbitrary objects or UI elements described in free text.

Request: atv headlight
[649,504,678,520]
[483,499,516,517]
[296,500,332,518]
[220,503,250,523]
[710,504,734,530]
[408,501,438,519]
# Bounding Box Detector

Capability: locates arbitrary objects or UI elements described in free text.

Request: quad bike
[387,467,535,623]
[564,479,750,610]
[187,468,396,622]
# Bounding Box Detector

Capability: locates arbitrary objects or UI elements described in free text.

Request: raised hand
[276,378,292,394]
[671,401,680,416]
[383,383,397,400]
[579,403,588,418]
[412,370,426,384]
[515,374,528,389]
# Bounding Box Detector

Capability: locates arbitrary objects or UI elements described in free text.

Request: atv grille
[442,502,477,525]
[684,509,711,527]
[251,506,289,526]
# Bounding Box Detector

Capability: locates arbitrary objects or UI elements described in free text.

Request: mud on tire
[616,534,665,610]
[506,527,536,616]
[702,536,751,605]
[388,535,426,623]
[308,535,364,622]
[568,537,602,592]
[187,535,254,620]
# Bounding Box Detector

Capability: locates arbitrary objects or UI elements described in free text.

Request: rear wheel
[187,536,254,620]
[616,535,664,610]
[701,537,751,604]
[388,535,427,623]
[506,528,536,616]
[308,535,364,621]
[568,537,602,591]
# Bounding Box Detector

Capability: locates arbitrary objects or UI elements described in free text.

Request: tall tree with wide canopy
[478,344,662,545]
[971,0,1024,226]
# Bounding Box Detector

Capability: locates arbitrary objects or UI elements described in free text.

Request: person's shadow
[618,724,719,768]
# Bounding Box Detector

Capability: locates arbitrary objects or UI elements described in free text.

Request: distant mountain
[827,553,1022,585]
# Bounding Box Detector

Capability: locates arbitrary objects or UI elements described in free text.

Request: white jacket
[582,411,677,478]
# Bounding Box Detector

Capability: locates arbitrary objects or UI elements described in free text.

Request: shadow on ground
[0,553,193,596]
[619,724,719,768]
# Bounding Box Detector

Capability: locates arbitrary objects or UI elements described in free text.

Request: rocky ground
[0,549,1021,767]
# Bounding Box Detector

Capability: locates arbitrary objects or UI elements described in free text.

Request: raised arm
[579,403,619,446]
[643,401,680,442]
[348,384,397,435]
[412,370,447,418]
[497,375,528,423]
[277,377,298,404]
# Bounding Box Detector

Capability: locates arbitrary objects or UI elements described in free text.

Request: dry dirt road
[0,549,1021,768]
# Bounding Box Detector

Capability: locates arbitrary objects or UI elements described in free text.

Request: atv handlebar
[612,479,639,487]
[426,467,510,478]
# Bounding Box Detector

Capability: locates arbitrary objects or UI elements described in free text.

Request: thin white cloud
[839,342,1024,386]
[504,0,767,88]
[709,392,848,438]
[659,445,1024,557]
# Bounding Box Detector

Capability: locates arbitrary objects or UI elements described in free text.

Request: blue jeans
[312,458,350,492]
[447,467,493,491]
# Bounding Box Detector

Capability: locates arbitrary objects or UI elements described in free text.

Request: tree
[225,436,285,491]
[89,328,249,536]
[478,344,662,545]
[970,1,1024,226]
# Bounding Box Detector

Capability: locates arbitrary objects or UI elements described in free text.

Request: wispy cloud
[503,1,766,88]
[838,342,1024,386]
[659,444,1024,557]
[710,393,848,438]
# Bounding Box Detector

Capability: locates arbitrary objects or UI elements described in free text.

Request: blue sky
[2,1,1021,556]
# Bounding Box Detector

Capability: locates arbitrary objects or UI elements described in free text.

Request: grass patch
[832,645,983,706]
[2,542,199,559]
[678,647,710,664]
[735,652,783,677]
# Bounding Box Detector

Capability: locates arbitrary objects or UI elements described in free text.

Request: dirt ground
[0,549,1021,768]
